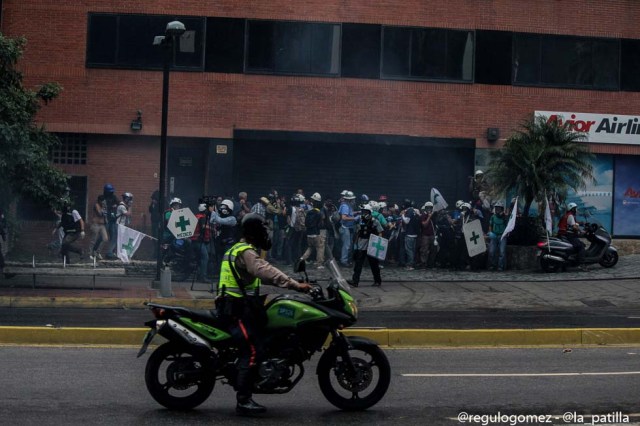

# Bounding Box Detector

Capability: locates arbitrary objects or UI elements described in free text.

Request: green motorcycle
[137,259,391,411]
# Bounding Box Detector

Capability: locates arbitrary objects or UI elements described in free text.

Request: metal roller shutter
[233,130,474,206]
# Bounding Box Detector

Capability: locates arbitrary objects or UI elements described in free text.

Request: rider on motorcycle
[217,212,312,416]
[559,202,586,267]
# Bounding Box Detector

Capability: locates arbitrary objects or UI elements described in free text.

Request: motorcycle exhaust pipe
[542,254,566,263]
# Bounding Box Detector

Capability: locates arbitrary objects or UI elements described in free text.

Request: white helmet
[340,190,348,197]
[567,202,578,211]
[461,202,471,210]
[344,191,356,200]
[369,200,379,210]
[455,200,464,209]
[378,201,387,209]
[494,201,505,208]
[311,192,322,202]
[220,199,234,211]
[475,170,484,176]
[169,197,182,206]
[293,193,305,203]
[422,201,434,209]
[198,203,207,212]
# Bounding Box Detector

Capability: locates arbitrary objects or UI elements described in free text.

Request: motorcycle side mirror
[294,258,306,273]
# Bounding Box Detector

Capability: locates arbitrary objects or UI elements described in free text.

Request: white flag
[430,188,448,212]
[544,195,553,234]
[117,224,145,263]
[502,197,518,241]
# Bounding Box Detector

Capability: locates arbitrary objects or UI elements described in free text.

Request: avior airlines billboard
[535,111,640,145]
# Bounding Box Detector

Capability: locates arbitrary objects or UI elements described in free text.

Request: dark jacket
[304,208,322,236]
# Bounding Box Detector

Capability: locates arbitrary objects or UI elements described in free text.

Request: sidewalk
[1,255,639,311]
[1,255,640,347]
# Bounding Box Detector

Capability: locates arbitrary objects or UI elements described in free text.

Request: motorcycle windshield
[327,259,351,293]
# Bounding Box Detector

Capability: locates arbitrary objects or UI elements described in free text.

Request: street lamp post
[154,21,185,280]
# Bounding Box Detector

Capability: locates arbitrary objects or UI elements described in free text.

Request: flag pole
[545,191,551,253]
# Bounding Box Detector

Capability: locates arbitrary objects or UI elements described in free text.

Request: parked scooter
[536,222,618,272]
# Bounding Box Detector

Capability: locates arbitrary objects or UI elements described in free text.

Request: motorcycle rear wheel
[145,342,215,410]
[317,340,390,411]
[599,250,618,268]
[540,257,561,273]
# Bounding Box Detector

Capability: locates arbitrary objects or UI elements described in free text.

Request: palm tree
[487,115,595,217]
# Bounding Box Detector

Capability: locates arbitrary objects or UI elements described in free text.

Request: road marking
[404,371,640,377]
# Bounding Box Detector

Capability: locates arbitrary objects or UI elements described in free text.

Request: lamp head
[165,21,186,37]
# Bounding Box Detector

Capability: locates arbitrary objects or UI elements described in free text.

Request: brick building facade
[2,0,639,254]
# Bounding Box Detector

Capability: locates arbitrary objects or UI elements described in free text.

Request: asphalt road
[1,346,639,425]
[3,307,640,329]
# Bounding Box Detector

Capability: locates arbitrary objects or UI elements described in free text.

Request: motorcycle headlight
[347,301,358,319]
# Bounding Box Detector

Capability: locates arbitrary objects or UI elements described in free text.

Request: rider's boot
[235,367,267,415]
[236,398,267,415]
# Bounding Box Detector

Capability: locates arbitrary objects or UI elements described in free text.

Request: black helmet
[241,213,272,251]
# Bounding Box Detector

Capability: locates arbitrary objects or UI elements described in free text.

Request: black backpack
[61,212,79,233]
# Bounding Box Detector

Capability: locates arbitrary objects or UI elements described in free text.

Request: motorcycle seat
[185,309,221,326]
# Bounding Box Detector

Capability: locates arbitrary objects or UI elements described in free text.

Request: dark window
[513,33,619,90]
[513,33,541,84]
[117,15,166,67]
[50,133,87,165]
[382,26,473,81]
[205,17,245,73]
[592,39,619,90]
[246,20,340,76]
[86,14,117,65]
[475,30,512,85]
[381,27,410,76]
[87,13,204,70]
[246,21,275,71]
[621,39,640,91]
[341,23,381,79]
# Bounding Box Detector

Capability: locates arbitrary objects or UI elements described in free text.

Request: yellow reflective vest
[218,242,261,298]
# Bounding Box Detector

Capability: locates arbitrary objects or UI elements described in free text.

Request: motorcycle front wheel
[317,340,390,411]
[599,250,618,268]
[145,342,215,410]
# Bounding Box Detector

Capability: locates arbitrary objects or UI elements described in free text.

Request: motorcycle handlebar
[308,284,324,301]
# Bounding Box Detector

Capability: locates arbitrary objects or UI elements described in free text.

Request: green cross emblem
[469,231,480,245]
[371,238,385,258]
[175,216,191,232]
[121,238,135,255]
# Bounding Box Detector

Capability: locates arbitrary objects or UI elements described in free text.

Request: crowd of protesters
[148,171,516,284]
[30,170,515,282]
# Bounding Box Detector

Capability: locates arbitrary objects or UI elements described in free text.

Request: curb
[2,326,640,347]
[0,296,213,310]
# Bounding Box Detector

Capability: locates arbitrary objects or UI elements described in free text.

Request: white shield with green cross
[366,234,388,261]
[463,219,487,257]
[167,208,198,239]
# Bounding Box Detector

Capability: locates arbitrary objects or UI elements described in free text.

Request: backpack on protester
[293,206,306,232]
